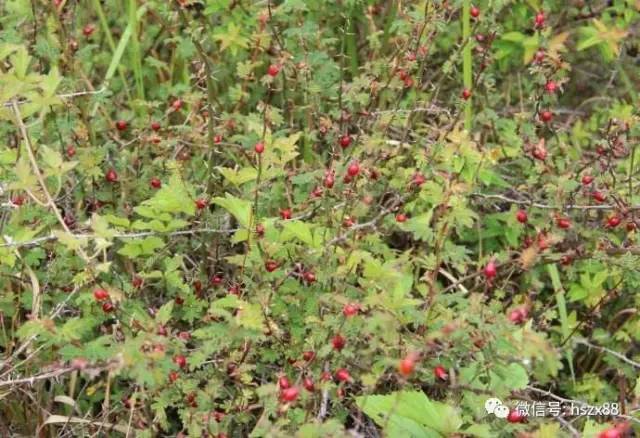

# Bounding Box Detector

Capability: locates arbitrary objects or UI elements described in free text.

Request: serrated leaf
[156,301,174,325]
[281,220,314,246]
[212,194,252,228]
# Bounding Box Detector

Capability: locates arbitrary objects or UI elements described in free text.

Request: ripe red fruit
[403,76,414,88]
[302,351,315,361]
[151,121,161,131]
[303,377,315,392]
[395,213,407,223]
[171,99,183,111]
[265,260,278,272]
[195,198,208,209]
[105,168,118,183]
[592,191,606,203]
[507,409,526,423]
[545,80,557,93]
[339,134,352,148]
[66,145,76,158]
[347,162,360,177]
[211,275,223,286]
[412,173,426,187]
[516,210,528,224]
[115,120,128,131]
[278,376,291,390]
[342,216,355,228]
[11,195,25,206]
[607,215,621,228]
[556,217,571,229]
[150,177,162,189]
[102,302,115,313]
[461,88,472,100]
[470,6,480,18]
[174,355,187,369]
[332,334,346,351]
[342,303,359,317]
[280,386,299,402]
[254,142,265,154]
[483,260,497,279]
[228,285,240,296]
[280,209,292,220]
[532,145,547,160]
[175,296,184,305]
[534,11,545,28]
[508,307,528,324]
[533,49,545,63]
[303,271,316,283]
[168,371,179,383]
[540,110,553,122]
[324,173,335,188]
[93,288,109,301]
[582,175,594,185]
[267,64,280,77]
[157,325,167,336]
[82,24,95,37]
[335,368,351,382]
[132,276,143,288]
[398,355,416,377]
[256,223,265,236]
[627,222,637,232]
[433,365,448,380]
[214,134,222,144]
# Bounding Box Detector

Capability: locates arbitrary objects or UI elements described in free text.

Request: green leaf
[156,301,174,325]
[212,194,252,229]
[142,172,195,216]
[355,391,462,437]
[281,220,314,246]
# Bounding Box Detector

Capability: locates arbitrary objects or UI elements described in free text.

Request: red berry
[280,386,299,402]
[516,210,528,224]
[470,6,480,18]
[332,334,346,351]
[342,303,359,317]
[532,145,547,160]
[303,377,315,392]
[507,409,526,423]
[195,198,208,209]
[508,307,528,324]
[412,173,426,186]
[483,260,497,279]
[82,24,95,37]
[93,288,110,301]
[132,276,143,288]
[11,195,25,206]
[395,213,407,223]
[461,88,472,100]
[533,49,545,63]
[545,80,557,93]
[256,223,265,236]
[607,215,621,228]
[627,222,637,232]
[303,271,316,283]
[174,355,187,369]
[278,376,291,390]
[151,121,161,131]
[592,191,606,203]
[302,351,315,361]
[347,162,360,177]
[280,209,292,220]
[157,325,167,336]
[105,169,118,183]
[324,173,335,188]
[265,260,278,272]
[335,368,351,382]
[339,135,352,148]
[254,142,265,154]
[403,76,414,88]
[214,134,222,144]
[598,430,622,438]
[66,145,76,158]
[102,302,115,313]
[534,11,545,28]
[582,175,594,185]
[433,365,448,380]
[171,99,183,111]
[175,296,184,305]
[115,120,128,131]
[150,177,162,189]
[168,371,179,383]
[211,275,223,286]
[540,110,553,122]
[267,64,280,77]
[398,355,416,377]
[556,217,571,229]
[228,285,240,296]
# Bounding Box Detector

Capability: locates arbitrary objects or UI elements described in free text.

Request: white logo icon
[485,398,509,419]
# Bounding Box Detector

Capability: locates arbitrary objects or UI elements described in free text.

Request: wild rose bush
[1,1,640,436]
